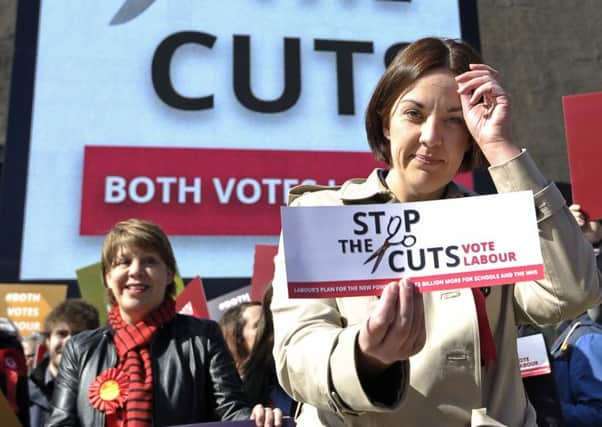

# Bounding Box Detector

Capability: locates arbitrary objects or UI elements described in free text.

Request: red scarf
[108,299,176,427]
[471,288,497,369]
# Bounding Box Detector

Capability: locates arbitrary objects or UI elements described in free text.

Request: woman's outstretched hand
[456,64,521,165]
[356,279,426,376]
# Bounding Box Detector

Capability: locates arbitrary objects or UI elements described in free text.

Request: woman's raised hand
[356,279,426,376]
[456,64,521,165]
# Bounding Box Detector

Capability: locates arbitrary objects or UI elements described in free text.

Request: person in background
[240,285,296,417]
[48,218,281,427]
[21,333,43,375]
[29,298,100,427]
[549,205,602,426]
[569,204,602,270]
[0,317,30,427]
[271,37,602,426]
[518,324,565,427]
[220,301,262,370]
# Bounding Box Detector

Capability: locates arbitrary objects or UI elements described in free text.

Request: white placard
[517,333,552,378]
[281,191,544,298]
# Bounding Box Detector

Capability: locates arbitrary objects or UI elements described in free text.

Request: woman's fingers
[390,279,415,354]
[569,204,587,226]
[250,405,282,427]
[357,281,401,373]
[273,408,283,427]
[455,63,499,83]
[468,81,505,106]
[358,279,426,371]
[456,74,492,95]
[250,404,263,425]
[366,281,400,343]
[263,407,274,427]
[391,279,425,359]
[408,288,426,355]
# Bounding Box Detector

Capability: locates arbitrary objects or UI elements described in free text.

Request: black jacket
[29,356,53,427]
[47,315,252,426]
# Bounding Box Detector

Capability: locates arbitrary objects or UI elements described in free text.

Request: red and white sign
[517,334,552,378]
[281,192,544,298]
[81,146,382,235]
[175,276,209,319]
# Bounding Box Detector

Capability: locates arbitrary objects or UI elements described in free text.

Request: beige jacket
[271,151,602,427]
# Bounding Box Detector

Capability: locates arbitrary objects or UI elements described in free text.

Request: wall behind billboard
[0,0,478,281]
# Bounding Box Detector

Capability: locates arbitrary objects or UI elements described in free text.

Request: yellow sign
[76,263,108,324]
[0,390,22,427]
[0,284,67,337]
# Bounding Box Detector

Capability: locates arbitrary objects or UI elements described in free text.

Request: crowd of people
[1,36,601,426]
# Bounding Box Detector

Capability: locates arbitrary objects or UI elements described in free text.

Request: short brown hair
[101,219,177,306]
[44,299,100,335]
[365,37,486,172]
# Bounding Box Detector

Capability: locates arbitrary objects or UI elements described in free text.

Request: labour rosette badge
[89,368,129,414]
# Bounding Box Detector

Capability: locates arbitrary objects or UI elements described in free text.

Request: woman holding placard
[47,219,281,427]
[271,37,601,426]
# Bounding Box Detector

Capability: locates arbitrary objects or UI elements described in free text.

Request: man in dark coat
[29,299,99,427]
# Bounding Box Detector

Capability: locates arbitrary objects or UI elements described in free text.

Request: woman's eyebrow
[398,99,423,108]
[398,99,462,113]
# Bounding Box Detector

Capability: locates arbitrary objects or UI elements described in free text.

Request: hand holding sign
[250,404,283,427]
[569,204,602,245]
[357,279,425,375]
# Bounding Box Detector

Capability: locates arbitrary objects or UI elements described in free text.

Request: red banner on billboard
[80,146,384,235]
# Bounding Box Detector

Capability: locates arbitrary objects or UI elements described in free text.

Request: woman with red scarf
[47,219,282,427]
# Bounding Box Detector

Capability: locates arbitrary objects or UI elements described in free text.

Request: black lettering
[388,250,405,273]
[445,246,460,267]
[368,211,386,234]
[426,247,443,268]
[407,248,425,270]
[353,212,368,235]
[314,39,374,115]
[152,31,216,110]
[233,35,301,113]
[365,238,373,252]
[349,239,362,252]
[403,209,420,232]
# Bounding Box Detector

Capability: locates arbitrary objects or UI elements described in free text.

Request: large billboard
[0,1,479,282]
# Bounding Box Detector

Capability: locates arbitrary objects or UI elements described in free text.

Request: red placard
[250,245,278,301]
[175,276,209,319]
[562,91,602,219]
